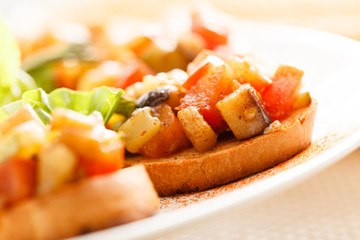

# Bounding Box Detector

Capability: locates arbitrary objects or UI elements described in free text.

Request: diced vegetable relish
[0,106,124,207]
[0,7,311,208]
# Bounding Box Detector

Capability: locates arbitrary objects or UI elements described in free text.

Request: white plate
[73,22,360,240]
[5,3,360,240]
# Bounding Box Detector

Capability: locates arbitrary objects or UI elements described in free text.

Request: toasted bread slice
[126,102,316,196]
[0,165,159,240]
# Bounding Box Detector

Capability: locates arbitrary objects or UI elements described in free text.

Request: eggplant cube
[216,84,271,140]
[178,107,217,152]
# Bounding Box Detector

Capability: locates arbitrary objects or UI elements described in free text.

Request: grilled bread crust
[126,102,316,196]
[0,165,159,240]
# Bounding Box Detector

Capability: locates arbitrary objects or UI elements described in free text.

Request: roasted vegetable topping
[136,87,170,108]
[178,54,234,132]
[119,107,161,153]
[178,106,217,152]
[216,84,271,140]
[140,104,190,158]
[262,65,304,120]
[0,104,125,206]
[225,56,271,93]
[0,8,314,209]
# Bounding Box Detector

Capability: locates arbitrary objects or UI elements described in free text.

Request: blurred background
[1,0,360,40]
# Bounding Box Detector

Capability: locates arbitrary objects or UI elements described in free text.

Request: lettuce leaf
[0,18,20,90]
[0,100,24,121]
[0,18,38,106]
[115,97,137,118]
[21,43,76,93]
[0,18,26,106]
[48,87,125,124]
[0,19,135,125]
[0,86,135,125]
[21,43,78,73]
[22,88,52,123]
[22,43,98,93]
[24,62,56,93]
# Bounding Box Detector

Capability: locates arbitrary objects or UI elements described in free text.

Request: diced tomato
[0,158,36,207]
[226,56,271,93]
[55,61,94,90]
[186,49,220,76]
[76,61,121,91]
[178,55,233,131]
[59,126,124,177]
[114,60,154,89]
[78,140,124,176]
[191,13,228,50]
[183,61,211,90]
[50,109,104,131]
[126,36,153,57]
[183,53,225,88]
[261,65,304,120]
[0,104,42,136]
[140,104,191,158]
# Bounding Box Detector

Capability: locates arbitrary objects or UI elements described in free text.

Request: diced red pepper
[0,158,36,207]
[191,13,228,50]
[141,104,191,158]
[59,126,124,177]
[78,140,124,177]
[126,36,153,57]
[261,65,303,120]
[55,61,94,90]
[186,49,220,77]
[114,60,154,89]
[178,55,233,131]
